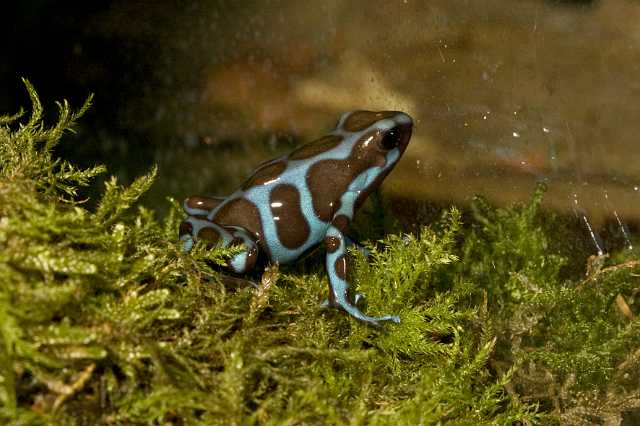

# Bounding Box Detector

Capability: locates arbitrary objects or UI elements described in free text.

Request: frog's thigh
[323,221,400,326]
[223,225,259,274]
[179,217,258,274]
[183,195,227,216]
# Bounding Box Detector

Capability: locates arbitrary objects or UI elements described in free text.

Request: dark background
[2,1,177,186]
[1,0,599,177]
[7,0,632,256]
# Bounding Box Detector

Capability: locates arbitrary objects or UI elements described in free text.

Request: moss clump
[1,82,638,424]
[459,185,640,422]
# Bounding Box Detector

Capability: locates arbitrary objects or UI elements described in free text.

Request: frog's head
[333,110,413,206]
[335,110,412,169]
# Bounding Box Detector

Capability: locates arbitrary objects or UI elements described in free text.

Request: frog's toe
[361,314,401,328]
[354,293,367,308]
[380,315,401,324]
[180,234,195,253]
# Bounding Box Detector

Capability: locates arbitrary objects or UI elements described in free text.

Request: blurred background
[2,0,639,253]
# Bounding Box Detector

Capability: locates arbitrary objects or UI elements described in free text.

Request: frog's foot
[342,307,400,327]
[354,292,366,309]
[324,222,400,327]
[320,297,399,326]
[331,300,400,327]
[322,292,365,308]
[368,315,401,327]
[381,315,401,323]
[180,233,195,253]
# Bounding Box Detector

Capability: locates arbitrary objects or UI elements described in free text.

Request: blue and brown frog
[179,110,413,326]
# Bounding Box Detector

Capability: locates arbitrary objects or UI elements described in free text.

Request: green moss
[457,184,640,422]
[1,82,637,424]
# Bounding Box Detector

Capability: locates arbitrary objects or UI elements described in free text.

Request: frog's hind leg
[183,195,227,216]
[323,222,400,327]
[179,217,259,274]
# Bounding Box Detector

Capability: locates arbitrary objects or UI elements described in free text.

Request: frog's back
[207,110,412,265]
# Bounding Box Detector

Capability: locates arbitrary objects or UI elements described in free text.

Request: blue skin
[179,110,413,326]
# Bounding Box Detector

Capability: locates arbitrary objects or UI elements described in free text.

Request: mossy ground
[0,83,638,425]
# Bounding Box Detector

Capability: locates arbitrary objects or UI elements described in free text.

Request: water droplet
[614,210,633,251]
[582,215,604,256]
[572,193,605,256]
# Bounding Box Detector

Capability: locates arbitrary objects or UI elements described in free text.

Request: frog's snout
[393,111,413,127]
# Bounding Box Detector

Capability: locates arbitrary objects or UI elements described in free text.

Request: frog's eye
[379,128,401,150]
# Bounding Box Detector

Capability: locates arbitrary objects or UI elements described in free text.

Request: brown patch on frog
[306,159,353,222]
[324,236,341,253]
[197,226,222,245]
[306,128,393,221]
[354,169,393,211]
[332,215,351,234]
[241,160,287,190]
[342,111,396,132]
[184,195,225,213]
[178,220,193,237]
[334,255,348,280]
[289,135,343,161]
[213,198,265,244]
[270,184,310,249]
[350,130,387,168]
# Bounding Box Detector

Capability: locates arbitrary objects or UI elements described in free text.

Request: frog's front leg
[179,217,259,274]
[323,219,400,326]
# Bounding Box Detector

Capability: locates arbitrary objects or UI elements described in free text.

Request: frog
[179,110,413,326]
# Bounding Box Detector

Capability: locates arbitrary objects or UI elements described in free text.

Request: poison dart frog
[179,110,413,326]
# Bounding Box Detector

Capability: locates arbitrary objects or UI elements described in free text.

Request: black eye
[380,128,401,150]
